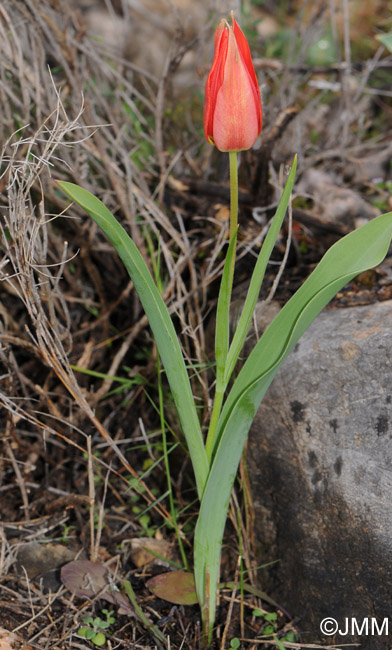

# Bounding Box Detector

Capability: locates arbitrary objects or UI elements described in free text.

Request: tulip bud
[204,14,262,153]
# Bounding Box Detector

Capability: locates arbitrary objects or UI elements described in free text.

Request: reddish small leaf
[60,560,133,615]
[61,560,107,598]
[147,571,198,605]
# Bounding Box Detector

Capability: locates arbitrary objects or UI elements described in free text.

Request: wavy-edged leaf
[194,210,392,634]
[56,181,208,498]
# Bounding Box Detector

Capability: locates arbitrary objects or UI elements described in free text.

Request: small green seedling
[77,609,116,646]
[252,608,278,636]
[58,523,76,544]
[252,610,298,648]
[229,637,240,649]
[281,630,297,643]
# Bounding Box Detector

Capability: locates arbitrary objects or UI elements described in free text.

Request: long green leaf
[204,229,239,461]
[215,228,238,389]
[194,210,392,635]
[56,181,209,498]
[223,155,297,390]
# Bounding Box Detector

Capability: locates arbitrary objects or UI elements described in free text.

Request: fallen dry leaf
[60,560,134,616]
[214,203,230,222]
[147,571,198,605]
[16,542,83,579]
[129,537,175,568]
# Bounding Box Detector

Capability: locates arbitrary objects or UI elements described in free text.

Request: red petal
[203,15,262,150]
[212,25,259,151]
[203,21,228,143]
[232,17,262,132]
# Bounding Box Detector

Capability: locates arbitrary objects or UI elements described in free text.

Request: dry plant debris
[0,0,391,648]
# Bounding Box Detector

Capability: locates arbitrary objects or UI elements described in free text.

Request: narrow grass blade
[56,181,209,498]
[123,580,167,646]
[194,210,392,636]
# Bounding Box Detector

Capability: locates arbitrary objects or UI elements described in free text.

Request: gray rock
[297,167,379,228]
[248,299,392,649]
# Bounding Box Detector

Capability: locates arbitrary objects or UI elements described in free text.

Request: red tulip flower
[204,14,262,153]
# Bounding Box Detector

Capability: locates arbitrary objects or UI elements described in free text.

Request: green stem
[228,151,238,292]
[204,151,239,462]
[201,152,239,642]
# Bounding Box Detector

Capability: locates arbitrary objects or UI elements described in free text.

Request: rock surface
[248,299,392,650]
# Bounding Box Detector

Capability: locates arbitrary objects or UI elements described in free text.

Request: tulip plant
[56,12,392,645]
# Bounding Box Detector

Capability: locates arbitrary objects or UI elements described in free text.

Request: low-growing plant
[77,609,116,647]
[58,523,76,544]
